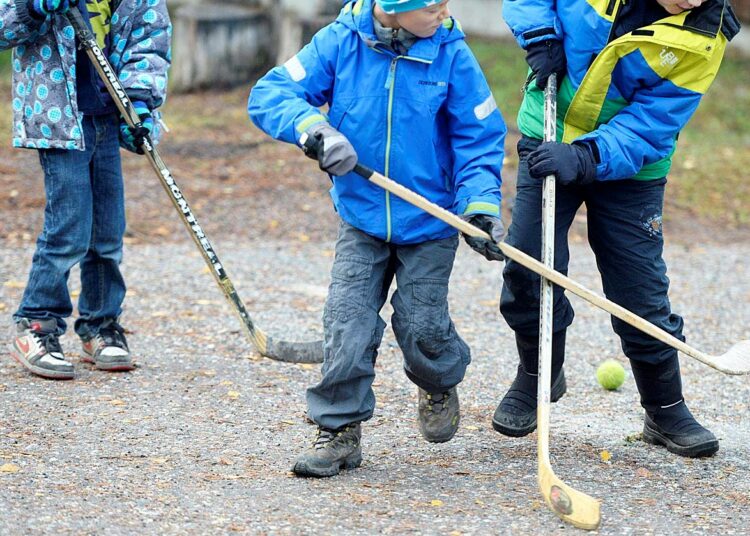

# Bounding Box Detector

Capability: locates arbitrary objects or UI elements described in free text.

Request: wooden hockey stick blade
[539,461,601,530]
[352,165,750,375]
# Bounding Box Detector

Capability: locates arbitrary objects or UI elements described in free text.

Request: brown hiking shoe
[418,387,460,443]
[292,423,362,478]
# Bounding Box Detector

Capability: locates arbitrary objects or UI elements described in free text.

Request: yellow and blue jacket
[503,0,740,180]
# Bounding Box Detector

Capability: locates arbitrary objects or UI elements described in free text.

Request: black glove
[525,39,566,90]
[302,123,358,176]
[461,214,506,262]
[527,141,597,186]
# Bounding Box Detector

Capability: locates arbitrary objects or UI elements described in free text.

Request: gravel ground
[1,236,748,536]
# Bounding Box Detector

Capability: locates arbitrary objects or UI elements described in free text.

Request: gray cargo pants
[307,222,471,430]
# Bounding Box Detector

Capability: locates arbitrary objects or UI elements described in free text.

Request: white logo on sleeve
[284,55,307,82]
[474,94,498,121]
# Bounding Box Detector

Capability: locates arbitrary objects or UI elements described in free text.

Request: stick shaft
[537,73,558,467]
[67,9,323,362]
[352,166,724,373]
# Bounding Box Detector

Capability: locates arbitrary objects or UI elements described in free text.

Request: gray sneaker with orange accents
[10,318,74,380]
[80,320,134,371]
[418,387,460,443]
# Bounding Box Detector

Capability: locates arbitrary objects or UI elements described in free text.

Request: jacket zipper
[384,57,398,243]
[605,0,626,44]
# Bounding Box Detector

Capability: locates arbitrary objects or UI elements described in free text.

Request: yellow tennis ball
[596,359,625,391]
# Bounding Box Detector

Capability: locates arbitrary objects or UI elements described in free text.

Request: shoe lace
[313,428,337,449]
[97,321,128,350]
[313,425,354,450]
[33,331,63,355]
[425,391,450,413]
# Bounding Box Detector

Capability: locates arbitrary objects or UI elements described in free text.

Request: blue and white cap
[376,0,443,14]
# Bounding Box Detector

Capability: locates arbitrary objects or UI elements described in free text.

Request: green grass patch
[469,37,750,228]
[0,50,12,146]
[0,49,11,74]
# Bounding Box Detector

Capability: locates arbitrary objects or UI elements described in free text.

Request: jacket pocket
[324,256,372,323]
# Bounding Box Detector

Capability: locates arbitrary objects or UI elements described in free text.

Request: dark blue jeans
[307,222,471,429]
[14,114,126,338]
[500,137,684,365]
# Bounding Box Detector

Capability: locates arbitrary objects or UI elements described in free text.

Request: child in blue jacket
[249,0,507,477]
[2,0,171,379]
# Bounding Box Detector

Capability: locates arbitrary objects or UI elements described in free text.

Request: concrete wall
[170,3,272,92]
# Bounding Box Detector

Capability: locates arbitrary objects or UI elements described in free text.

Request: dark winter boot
[418,386,460,443]
[492,331,567,437]
[292,423,362,477]
[631,356,719,458]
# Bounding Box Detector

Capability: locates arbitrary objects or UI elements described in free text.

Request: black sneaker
[492,366,566,437]
[642,401,719,458]
[10,318,74,380]
[292,423,362,478]
[80,320,134,371]
[418,387,460,443]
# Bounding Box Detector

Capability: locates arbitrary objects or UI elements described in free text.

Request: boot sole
[10,347,75,380]
[642,421,719,458]
[492,373,567,437]
[292,453,362,478]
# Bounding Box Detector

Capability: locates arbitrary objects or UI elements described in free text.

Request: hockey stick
[536,75,600,530]
[299,143,749,374]
[67,7,323,364]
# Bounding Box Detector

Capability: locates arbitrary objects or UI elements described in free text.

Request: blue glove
[461,213,506,262]
[525,39,567,90]
[527,142,598,186]
[29,0,76,18]
[119,100,153,154]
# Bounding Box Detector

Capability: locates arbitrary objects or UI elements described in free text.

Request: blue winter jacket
[249,0,506,245]
[504,0,739,181]
[0,0,171,150]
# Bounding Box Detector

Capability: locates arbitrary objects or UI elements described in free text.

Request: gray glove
[303,123,358,176]
[461,213,506,261]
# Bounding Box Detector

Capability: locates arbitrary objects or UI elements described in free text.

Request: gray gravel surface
[1,238,749,535]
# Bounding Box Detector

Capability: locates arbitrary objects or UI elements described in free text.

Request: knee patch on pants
[408,278,453,354]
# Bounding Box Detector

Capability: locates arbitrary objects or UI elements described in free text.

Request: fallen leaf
[280,420,295,425]
[227,391,240,400]
[110,400,126,406]
[430,499,443,507]
[0,463,20,473]
[3,280,26,289]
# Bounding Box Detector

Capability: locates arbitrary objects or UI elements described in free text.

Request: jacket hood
[335,0,465,61]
